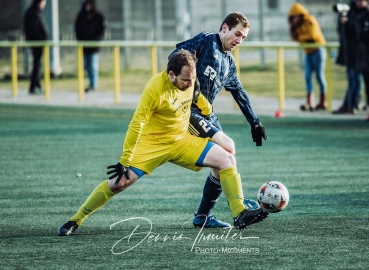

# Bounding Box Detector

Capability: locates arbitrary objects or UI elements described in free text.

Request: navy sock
[196,173,222,216]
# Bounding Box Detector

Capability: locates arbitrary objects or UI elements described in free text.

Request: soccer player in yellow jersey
[57,49,268,236]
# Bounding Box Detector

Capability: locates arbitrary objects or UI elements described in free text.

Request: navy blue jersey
[171,31,259,126]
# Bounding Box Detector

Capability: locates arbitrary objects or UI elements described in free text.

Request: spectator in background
[23,0,48,95]
[288,2,327,112]
[356,1,369,113]
[333,0,369,114]
[75,0,106,93]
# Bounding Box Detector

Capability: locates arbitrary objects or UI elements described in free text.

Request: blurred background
[0,0,347,100]
[0,0,339,42]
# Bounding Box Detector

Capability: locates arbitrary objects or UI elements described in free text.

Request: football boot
[233,208,268,230]
[193,213,231,228]
[57,221,79,236]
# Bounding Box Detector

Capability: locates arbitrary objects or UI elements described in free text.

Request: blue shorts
[129,141,214,178]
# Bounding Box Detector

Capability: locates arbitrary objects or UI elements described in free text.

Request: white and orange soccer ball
[257,181,289,213]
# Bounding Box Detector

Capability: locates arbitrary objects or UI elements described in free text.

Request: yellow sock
[219,167,246,218]
[70,180,115,226]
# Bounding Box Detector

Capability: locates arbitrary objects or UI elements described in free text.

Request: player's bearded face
[222,23,249,51]
[171,66,196,91]
[173,77,193,91]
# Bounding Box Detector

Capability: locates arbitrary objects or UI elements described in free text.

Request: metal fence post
[11,46,18,98]
[44,45,51,99]
[151,45,158,76]
[325,46,333,111]
[77,45,84,102]
[277,46,285,111]
[233,46,240,78]
[233,47,240,109]
[114,45,121,104]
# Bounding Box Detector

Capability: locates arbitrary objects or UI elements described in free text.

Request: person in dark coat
[333,0,369,114]
[75,0,106,92]
[356,4,369,111]
[23,0,48,94]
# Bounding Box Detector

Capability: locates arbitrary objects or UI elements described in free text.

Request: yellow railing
[278,47,285,111]
[0,41,339,110]
[11,45,18,98]
[77,45,84,101]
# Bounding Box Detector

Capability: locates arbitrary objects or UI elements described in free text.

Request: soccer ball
[257,181,289,213]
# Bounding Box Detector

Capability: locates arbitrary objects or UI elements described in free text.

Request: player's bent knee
[218,152,236,169]
[227,140,236,155]
[108,176,137,193]
[203,143,236,170]
[212,131,236,155]
[108,178,124,193]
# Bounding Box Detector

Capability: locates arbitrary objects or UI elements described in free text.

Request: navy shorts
[189,111,222,138]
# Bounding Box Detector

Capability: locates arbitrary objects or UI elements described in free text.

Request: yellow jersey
[288,3,326,54]
[120,70,195,167]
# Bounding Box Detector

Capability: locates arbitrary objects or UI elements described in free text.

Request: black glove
[107,163,130,185]
[251,122,267,146]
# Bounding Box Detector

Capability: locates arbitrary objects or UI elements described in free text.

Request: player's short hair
[167,49,198,76]
[219,12,250,31]
[32,0,44,5]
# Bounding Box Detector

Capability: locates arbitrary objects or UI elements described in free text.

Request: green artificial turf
[0,104,368,270]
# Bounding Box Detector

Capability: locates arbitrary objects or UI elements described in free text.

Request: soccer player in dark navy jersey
[170,12,268,228]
